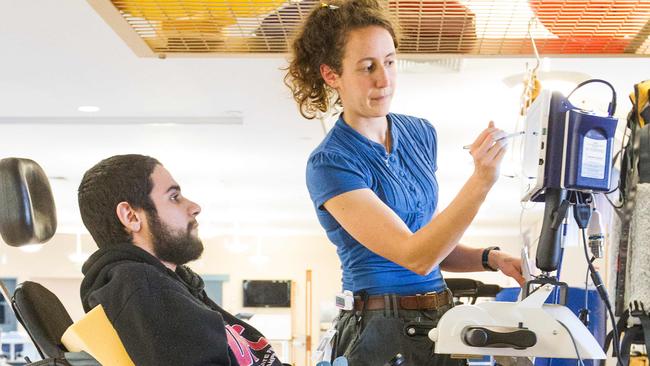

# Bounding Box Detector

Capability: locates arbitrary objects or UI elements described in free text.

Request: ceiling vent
[88,0,650,56]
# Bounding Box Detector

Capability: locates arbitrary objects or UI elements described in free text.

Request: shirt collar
[335,113,399,156]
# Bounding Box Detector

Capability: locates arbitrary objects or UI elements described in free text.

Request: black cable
[605,124,630,204]
[579,261,591,327]
[580,229,624,366]
[604,193,624,210]
[557,319,586,366]
[605,184,620,195]
[566,79,618,117]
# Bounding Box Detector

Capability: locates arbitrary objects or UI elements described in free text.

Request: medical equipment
[431,79,619,361]
[587,207,605,259]
[335,290,354,311]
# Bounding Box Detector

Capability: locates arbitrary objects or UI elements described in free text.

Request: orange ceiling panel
[91,0,650,56]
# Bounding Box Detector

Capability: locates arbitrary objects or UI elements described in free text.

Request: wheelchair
[0,158,99,365]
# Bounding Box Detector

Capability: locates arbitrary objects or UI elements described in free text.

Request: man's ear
[116,202,143,233]
[320,64,340,89]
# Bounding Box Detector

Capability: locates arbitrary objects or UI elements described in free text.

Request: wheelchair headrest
[0,158,57,246]
[12,281,73,358]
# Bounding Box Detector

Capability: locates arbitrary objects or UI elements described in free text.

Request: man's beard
[147,212,204,266]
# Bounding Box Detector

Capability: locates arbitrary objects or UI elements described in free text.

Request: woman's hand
[468,121,508,187]
[489,250,526,287]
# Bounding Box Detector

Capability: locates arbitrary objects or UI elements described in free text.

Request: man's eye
[361,64,375,72]
[386,60,395,67]
[171,195,179,201]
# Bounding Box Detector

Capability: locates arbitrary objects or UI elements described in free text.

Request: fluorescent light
[78,106,100,113]
[19,244,43,253]
[0,116,243,125]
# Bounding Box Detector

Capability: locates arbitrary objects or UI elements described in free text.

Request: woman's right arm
[322,123,507,275]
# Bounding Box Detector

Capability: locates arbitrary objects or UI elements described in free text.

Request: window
[201,275,229,306]
[0,278,17,332]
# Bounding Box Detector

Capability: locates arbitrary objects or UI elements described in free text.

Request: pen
[462,131,524,150]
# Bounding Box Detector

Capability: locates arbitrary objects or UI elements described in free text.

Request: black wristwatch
[482,246,500,271]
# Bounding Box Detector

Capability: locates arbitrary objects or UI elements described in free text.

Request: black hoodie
[81,244,283,366]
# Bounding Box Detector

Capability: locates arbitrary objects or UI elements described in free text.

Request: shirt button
[409,185,416,192]
[400,172,406,177]
[417,202,423,209]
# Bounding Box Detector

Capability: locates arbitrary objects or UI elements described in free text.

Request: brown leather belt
[353,289,452,311]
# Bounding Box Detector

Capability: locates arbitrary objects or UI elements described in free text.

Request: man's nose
[188,200,201,217]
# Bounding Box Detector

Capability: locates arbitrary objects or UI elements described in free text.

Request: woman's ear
[116,201,142,233]
[320,64,340,89]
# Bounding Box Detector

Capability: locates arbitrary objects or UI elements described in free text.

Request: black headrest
[12,281,73,358]
[0,158,57,246]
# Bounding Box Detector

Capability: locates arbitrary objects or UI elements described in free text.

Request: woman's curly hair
[284,0,398,119]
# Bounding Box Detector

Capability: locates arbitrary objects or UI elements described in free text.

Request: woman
[285,0,525,364]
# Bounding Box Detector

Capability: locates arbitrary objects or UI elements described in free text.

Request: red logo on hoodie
[225,324,274,366]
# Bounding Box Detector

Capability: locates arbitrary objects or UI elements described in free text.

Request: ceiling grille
[92,0,650,56]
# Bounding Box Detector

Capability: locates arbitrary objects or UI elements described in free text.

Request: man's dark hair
[78,154,160,248]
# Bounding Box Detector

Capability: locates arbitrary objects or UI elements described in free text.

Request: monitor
[242,280,291,308]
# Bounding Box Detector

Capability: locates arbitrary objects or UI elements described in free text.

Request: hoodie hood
[80,243,206,311]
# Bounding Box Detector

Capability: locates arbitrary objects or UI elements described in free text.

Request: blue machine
[523,80,620,362]
[430,80,620,363]
[543,88,618,195]
[525,80,619,203]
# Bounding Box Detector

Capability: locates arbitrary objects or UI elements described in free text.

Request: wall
[2,56,646,364]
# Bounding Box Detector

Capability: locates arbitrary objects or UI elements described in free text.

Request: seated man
[78,154,283,366]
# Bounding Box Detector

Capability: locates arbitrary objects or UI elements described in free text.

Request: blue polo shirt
[306,112,446,295]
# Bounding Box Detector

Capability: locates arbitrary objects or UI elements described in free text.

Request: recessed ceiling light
[78,105,100,113]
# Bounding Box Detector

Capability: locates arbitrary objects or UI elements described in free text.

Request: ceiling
[0,0,647,247]
[90,0,650,56]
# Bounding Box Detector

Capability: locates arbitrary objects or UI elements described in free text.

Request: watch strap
[482,246,500,271]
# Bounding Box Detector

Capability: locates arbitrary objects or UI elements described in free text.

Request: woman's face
[328,26,397,122]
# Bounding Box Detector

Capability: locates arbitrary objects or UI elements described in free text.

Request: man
[78,154,283,366]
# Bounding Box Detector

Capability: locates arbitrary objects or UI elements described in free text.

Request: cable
[580,229,624,366]
[566,79,618,117]
[604,124,630,207]
[554,215,569,304]
[579,257,595,327]
[557,319,585,366]
[604,193,624,210]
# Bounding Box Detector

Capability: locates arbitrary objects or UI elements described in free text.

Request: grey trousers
[332,301,467,366]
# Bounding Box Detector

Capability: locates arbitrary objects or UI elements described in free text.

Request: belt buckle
[424,291,443,309]
[409,293,426,310]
